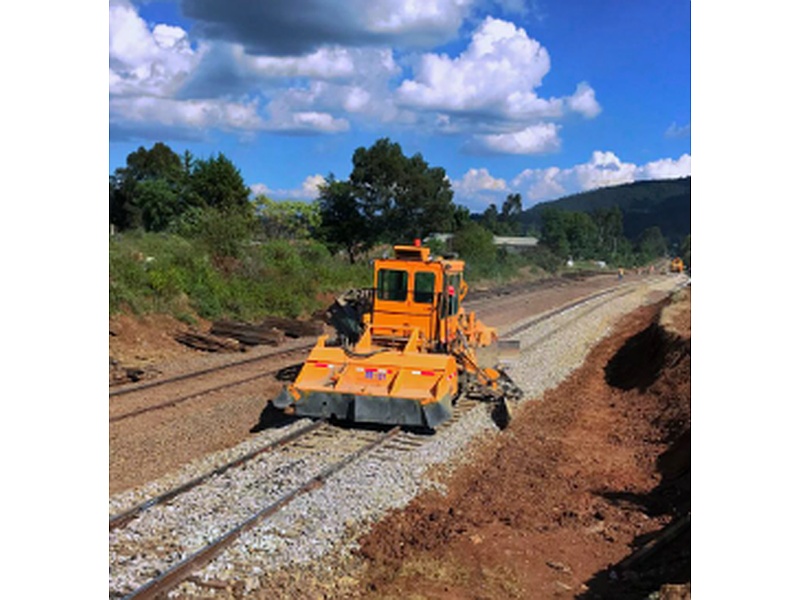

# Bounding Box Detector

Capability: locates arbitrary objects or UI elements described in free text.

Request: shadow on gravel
[250,403,300,432]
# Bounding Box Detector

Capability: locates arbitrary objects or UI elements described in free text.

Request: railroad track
[110,341,316,398]
[109,420,326,531]
[499,277,647,342]
[108,343,314,423]
[109,393,487,599]
[110,421,400,599]
[109,277,655,424]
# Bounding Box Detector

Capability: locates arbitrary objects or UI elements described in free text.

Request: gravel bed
[109,418,318,517]
[108,275,685,598]
[171,403,498,598]
[109,425,388,597]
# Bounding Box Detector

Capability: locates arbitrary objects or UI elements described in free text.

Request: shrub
[109,231,372,321]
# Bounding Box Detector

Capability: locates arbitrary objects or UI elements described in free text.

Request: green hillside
[520,177,691,245]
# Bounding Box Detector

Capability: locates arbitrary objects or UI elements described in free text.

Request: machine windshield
[377,269,408,301]
[413,272,435,304]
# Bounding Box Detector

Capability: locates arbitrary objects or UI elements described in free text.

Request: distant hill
[519,177,691,245]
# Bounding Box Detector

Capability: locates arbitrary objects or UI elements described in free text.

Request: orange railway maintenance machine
[272,242,522,429]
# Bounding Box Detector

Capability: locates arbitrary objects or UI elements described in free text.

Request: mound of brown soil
[110,313,204,368]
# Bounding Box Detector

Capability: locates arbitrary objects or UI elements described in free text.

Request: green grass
[109,232,371,321]
[110,228,627,325]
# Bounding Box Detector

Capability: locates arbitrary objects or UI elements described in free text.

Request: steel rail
[108,287,621,423]
[121,425,402,600]
[110,341,315,397]
[109,420,326,531]
[110,368,283,423]
[501,278,654,340]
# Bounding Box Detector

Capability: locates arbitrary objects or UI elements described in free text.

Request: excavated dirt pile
[357,288,691,599]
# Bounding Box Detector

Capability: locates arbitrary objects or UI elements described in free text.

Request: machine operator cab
[370,243,465,353]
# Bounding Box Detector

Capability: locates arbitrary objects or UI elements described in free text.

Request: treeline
[109,138,689,321]
[537,206,681,266]
[520,177,691,247]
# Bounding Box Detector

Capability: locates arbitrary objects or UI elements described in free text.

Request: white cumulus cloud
[635,154,692,180]
[396,16,600,128]
[573,151,638,190]
[110,96,266,131]
[472,123,561,155]
[397,17,550,115]
[251,174,327,200]
[109,0,200,98]
[236,45,357,80]
[450,167,510,209]
[454,151,692,208]
[567,82,602,119]
[364,0,474,38]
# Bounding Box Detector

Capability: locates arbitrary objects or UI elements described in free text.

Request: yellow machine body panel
[289,337,458,402]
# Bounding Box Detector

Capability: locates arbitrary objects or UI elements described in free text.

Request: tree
[592,206,624,260]
[540,208,571,258]
[317,176,372,263]
[539,208,600,260]
[680,234,691,268]
[452,205,472,231]
[316,138,456,259]
[566,211,598,259]
[478,193,523,235]
[481,203,500,234]
[348,138,455,243]
[110,144,256,235]
[254,195,321,240]
[636,226,668,262]
[500,192,523,235]
[188,153,251,214]
[452,220,496,266]
[136,179,180,232]
[110,142,185,231]
[124,142,184,183]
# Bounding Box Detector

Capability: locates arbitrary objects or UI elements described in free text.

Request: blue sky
[109,0,690,212]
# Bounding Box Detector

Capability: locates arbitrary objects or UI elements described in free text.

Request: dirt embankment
[357,288,691,599]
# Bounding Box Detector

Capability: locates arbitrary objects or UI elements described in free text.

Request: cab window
[413,272,435,304]
[377,269,408,301]
[445,273,461,315]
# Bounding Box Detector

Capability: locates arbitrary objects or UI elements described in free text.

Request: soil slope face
[356,288,690,599]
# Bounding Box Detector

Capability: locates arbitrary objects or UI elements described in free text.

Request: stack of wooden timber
[174,316,323,352]
[209,320,286,346]
[258,316,323,338]
[174,330,245,353]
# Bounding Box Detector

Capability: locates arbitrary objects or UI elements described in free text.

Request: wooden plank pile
[258,316,324,338]
[210,320,286,346]
[174,316,323,352]
[174,330,245,353]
